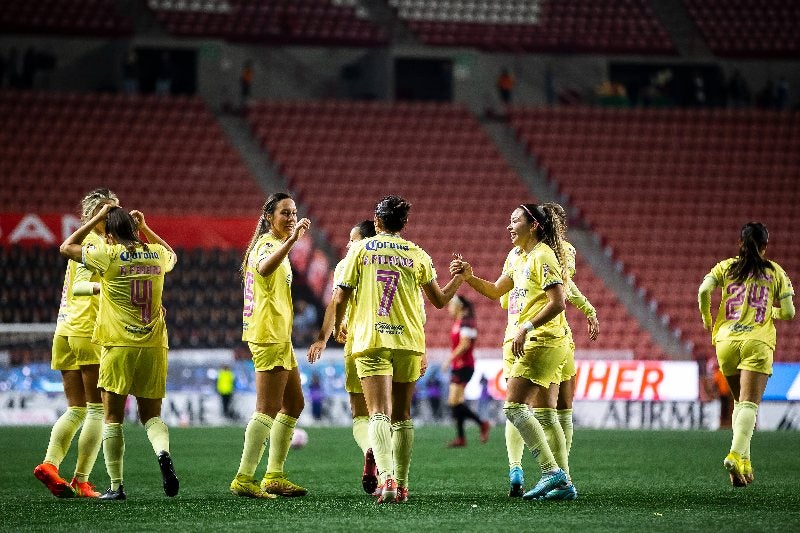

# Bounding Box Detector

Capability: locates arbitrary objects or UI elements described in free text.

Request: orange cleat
[376,477,397,504]
[396,485,409,503]
[34,463,75,498]
[70,477,101,498]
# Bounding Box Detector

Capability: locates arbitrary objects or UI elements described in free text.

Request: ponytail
[728,222,772,283]
[241,192,292,281]
[520,203,566,280]
[539,203,569,280]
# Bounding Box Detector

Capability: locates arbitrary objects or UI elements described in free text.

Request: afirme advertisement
[1,357,798,430]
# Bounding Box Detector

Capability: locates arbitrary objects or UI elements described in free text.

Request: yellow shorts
[51,335,100,370]
[99,346,168,398]
[508,344,570,388]
[343,350,363,394]
[716,339,773,376]
[354,348,422,383]
[249,342,297,372]
[502,342,515,379]
[557,342,577,383]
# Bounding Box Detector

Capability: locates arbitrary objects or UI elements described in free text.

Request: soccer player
[34,188,118,499]
[230,192,311,499]
[539,202,599,499]
[332,195,463,503]
[698,222,794,486]
[60,205,179,500]
[308,219,379,495]
[444,294,490,448]
[451,204,570,501]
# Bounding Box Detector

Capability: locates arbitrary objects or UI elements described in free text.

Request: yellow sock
[503,402,558,473]
[144,416,170,454]
[266,413,297,475]
[368,413,393,483]
[731,401,758,457]
[44,406,86,468]
[74,402,103,482]
[102,423,125,490]
[731,400,750,460]
[505,419,525,469]
[557,409,574,475]
[534,408,568,474]
[392,420,414,488]
[352,416,370,455]
[237,412,273,478]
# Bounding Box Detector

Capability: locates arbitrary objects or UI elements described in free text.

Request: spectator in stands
[725,69,750,108]
[155,52,172,95]
[497,68,515,106]
[240,60,254,109]
[698,222,795,487]
[121,50,139,94]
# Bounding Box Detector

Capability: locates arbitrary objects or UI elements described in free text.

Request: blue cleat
[522,469,567,500]
[508,466,524,497]
[540,481,578,501]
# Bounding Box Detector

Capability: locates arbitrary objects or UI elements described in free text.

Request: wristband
[520,321,534,331]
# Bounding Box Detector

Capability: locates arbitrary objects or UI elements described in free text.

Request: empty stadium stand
[511,106,800,361]
[147,0,387,46]
[0,90,262,217]
[247,100,668,356]
[683,0,800,58]
[0,0,132,36]
[389,0,675,54]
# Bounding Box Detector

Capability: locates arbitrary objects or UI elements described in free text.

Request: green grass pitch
[2,425,799,532]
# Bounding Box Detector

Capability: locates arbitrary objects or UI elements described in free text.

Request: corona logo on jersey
[467,359,699,401]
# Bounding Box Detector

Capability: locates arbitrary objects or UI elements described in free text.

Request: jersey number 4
[130,279,153,323]
[376,269,400,317]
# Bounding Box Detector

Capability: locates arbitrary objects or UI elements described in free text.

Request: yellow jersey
[338,233,435,355]
[563,240,577,279]
[243,232,294,344]
[505,242,570,347]
[55,232,104,338]
[333,258,356,355]
[499,247,522,311]
[83,242,176,348]
[706,258,794,349]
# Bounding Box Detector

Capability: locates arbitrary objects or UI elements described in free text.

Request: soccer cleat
[372,485,383,498]
[261,472,308,497]
[396,485,409,503]
[377,477,397,504]
[724,452,747,488]
[479,421,491,443]
[540,481,578,501]
[508,466,525,497]
[446,437,466,448]
[157,451,180,497]
[362,448,379,495]
[230,474,277,499]
[33,463,75,498]
[98,485,127,501]
[522,469,568,500]
[742,459,754,485]
[70,477,100,498]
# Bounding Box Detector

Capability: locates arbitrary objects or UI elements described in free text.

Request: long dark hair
[375,195,411,233]
[354,220,376,239]
[728,222,772,283]
[455,294,474,318]
[519,203,566,279]
[105,207,148,254]
[240,192,292,280]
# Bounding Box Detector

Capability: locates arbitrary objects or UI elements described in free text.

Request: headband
[520,204,545,226]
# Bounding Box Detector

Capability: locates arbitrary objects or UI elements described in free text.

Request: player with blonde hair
[230,192,311,499]
[698,222,794,486]
[60,204,179,500]
[34,188,118,499]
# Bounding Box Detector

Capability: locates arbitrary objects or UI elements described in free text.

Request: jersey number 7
[376,269,400,317]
